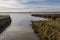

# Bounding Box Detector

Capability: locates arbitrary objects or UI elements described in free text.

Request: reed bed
[32,20,60,40]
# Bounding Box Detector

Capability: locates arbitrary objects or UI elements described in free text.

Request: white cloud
[0,0,26,8]
[17,0,45,2]
[0,0,59,12]
[0,7,60,12]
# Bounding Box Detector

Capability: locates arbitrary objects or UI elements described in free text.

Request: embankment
[0,16,11,33]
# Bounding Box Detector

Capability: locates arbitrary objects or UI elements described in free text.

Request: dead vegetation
[31,20,60,40]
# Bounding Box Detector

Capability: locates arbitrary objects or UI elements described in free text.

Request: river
[0,13,46,40]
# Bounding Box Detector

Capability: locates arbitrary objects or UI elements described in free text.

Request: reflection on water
[0,13,46,40]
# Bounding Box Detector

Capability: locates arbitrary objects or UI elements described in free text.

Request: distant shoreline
[0,12,60,14]
[0,12,60,13]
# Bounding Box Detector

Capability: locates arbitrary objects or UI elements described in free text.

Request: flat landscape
[31,18,60,40]
[0,14,39,40]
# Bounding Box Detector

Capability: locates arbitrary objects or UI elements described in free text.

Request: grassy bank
[0,16,7,19]
[0,16,11,33]
[31,20,60,40]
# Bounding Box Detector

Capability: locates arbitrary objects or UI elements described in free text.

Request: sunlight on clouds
[0,0,26,8]
[0,0,59,12]
[25,7,60,12]
[17,0,45,2]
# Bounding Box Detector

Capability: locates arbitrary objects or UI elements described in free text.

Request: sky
[0,0,60,12]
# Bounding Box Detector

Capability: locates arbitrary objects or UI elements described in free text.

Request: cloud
[0,0,60,12]
[0,0,26,8]
[17,0,45,3]
[0,6,60,12]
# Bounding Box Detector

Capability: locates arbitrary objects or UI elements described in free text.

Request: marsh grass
[32,19,60,40]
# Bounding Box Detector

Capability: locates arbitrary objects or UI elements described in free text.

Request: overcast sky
[0,0,60,12]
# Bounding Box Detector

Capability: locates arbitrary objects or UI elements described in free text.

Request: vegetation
[31,19,60,40]
[0,16,7,19]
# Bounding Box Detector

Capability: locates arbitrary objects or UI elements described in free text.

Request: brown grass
[32,20,60,40]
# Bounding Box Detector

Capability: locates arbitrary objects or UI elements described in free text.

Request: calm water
[0,13,47,40]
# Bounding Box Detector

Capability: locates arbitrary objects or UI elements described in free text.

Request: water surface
[0,13,46,40]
